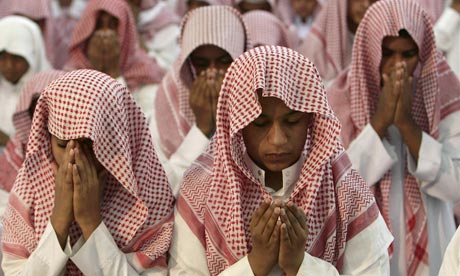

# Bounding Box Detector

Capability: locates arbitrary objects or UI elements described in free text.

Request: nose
[267,122,288,146]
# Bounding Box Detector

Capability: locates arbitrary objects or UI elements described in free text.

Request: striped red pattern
[327,0,460,274]
[298,0,352,81]
[2,70,174,275]
[177,46,380,275]
[174,0,235,16]
[64,0,164,91]
[243,10,296,48]
[0,70,65,192]
[155,5,249,158]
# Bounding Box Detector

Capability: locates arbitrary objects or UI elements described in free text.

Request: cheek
[52,147,65,167]
[406,58,419,76]
[379,58,391,76]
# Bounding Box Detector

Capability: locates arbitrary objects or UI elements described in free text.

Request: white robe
[149,91,210,198]
[434,7,460,79]
[1,222,166,275]
[439,226,460,275]
[169,155,394,275]
[347,112,460,276]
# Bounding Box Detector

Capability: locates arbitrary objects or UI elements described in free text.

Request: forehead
[382,35,418,50]
[190,45,230,58]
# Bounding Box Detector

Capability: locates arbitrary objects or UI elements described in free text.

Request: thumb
[51,161,58,177]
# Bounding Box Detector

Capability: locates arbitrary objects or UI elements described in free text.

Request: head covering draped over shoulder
[2,69,174,274]
[243,10,297,48]
[298,0,352,81]
[155,5,249,158]
[327,0,460,274]
[65,0,165,90]
[0,70,65,192]
[0,0,59,68]
[178,46,381,274]
[0,16,51,78]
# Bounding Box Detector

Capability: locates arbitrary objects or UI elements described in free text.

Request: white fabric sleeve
[169,211,392,276]
[434,7,460,52]
[439,226,460,276]
[145,25,180,71]
[168,212,211,276]
[406,112,460,202]
[347,124,397,186]
[2,222,70,276]
[339,214,392,275]
[149,92,209,197]
[70,222,166,275]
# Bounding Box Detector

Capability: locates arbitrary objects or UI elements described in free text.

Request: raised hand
[278,202,308,276]
[189,69,220,138]
[50,140,76,249]
[86,30,121,78]
[248,199,281,276]
[371,63,403,138]
[393,62,415,130]
[72,141,106,240]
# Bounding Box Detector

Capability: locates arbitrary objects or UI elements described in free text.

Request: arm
[70,222,167,276]
[346,124,398,185]
[145,24,180,70]
[2,222,70,276]
[434,2,460,52]
[406,112,460,202]
[438,226,460,275]
[149,88,210,197]
[337,214,392,275]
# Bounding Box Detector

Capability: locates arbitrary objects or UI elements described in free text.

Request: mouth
[264,153,291,163]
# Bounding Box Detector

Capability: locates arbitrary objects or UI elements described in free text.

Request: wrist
[79,218,102,240]
[370,117,389,138]
[196,123,212,138]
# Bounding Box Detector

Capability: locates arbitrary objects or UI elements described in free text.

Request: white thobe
[138,2,180,71]
[1,222,167,275]
[149,91,209,198]
[169,155,393,275]
[347,112,460,276]
[439,226,460,275]
[434,7,460,79]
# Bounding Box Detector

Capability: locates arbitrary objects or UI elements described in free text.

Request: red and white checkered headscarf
[155,5,249,158]
[298,0,352,81]
[274,0,323,27]
[243,10,297,48]
[2,0,60,69]
[327,0,460,274]
[416,0,444,21]
[177,46,380,275]
[2,69,175,275]
[65,0,165,91]
[174,0,235,16]
[0,70,65,193]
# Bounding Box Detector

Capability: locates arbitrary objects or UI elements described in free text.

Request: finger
[250,199,271,229]
[286,203,307,237]
[83,143,98,181]
[280,223,291,246]
[72,163,81,190]
[287,202,307,230]
[74,143,89,186]
[261,205,281,241]
[269,220,281,244]
[51,162,58,177]
[65,163,73,187]
[61,140,74,167]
